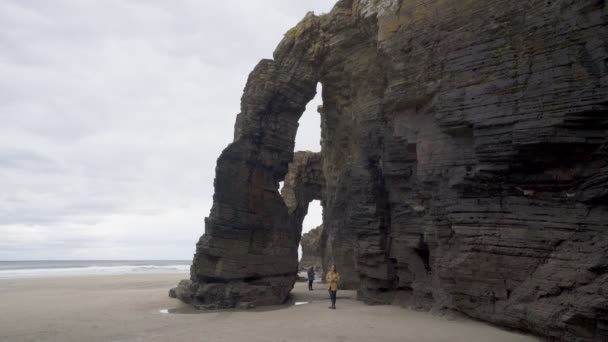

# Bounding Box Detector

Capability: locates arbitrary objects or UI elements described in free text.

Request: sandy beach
[0,273,539,342]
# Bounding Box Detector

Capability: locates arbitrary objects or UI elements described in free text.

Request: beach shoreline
[0,260,191,279]
[0,273,539,342]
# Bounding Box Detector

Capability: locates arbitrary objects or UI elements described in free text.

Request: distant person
[415,234,432,273]
[326,264,340,309]
[307,266,315,291]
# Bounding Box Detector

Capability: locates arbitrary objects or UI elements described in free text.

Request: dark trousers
[329,290,337,307]
[308,279,313,290]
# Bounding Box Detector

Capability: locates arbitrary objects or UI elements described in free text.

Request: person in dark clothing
[415,234,432,273]
[307,266,315,291]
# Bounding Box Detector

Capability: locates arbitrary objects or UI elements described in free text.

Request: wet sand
[0,273,539,342]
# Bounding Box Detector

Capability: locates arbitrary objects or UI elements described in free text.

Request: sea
[0,260,191,279]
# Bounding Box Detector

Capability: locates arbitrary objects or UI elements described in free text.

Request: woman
[307,266,315,291]
[326,264,340,309]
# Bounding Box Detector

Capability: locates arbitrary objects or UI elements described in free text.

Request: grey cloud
[0,148,61,172]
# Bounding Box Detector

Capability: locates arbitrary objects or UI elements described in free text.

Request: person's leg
[308,279,313,290]
[330,291,337,309]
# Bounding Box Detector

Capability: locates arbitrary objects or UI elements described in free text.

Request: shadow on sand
[161,283,354,314]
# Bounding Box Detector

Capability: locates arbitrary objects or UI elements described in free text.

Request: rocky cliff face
[173,0,608,340]
[299,225,324,274]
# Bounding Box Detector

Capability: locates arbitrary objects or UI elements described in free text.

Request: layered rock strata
[174,0,607,340]
[299,225,324,274]
[281,151,325,233]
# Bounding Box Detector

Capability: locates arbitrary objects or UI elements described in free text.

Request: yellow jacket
[326,271,340,291]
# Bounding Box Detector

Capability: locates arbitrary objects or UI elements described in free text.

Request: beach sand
[0,273,539,342]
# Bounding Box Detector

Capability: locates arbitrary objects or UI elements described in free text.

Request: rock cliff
[172,0,608,340]
[299,225,324,274]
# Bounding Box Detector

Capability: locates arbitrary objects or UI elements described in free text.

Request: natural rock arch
[173,1,608,340]
[170,13,327,308]
[281,151,325,242]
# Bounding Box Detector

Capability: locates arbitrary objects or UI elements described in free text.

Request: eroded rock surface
[281,151,325,231]
[170,14,324,308]
[174,0,607,340]
[299,225,324,275]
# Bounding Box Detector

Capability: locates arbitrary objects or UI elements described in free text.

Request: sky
[0,0,331,260]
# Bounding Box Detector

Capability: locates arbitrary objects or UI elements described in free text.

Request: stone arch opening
[295,83,323,153]
[299,200,323,259]
[299,199,324,280]
[280,151,325,247]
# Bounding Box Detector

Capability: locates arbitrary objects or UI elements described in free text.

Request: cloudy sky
[0,0,331,260]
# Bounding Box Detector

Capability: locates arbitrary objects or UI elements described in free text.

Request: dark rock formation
[299,225,324,274]
[281,151,325,234]
[281,152,326,276]
[174,0,608,340]
[170,14,323,308]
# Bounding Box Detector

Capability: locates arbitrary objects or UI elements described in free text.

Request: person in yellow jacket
[326,264,340,309]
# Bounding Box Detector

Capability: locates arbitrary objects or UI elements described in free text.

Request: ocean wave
[0,263,190,279]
